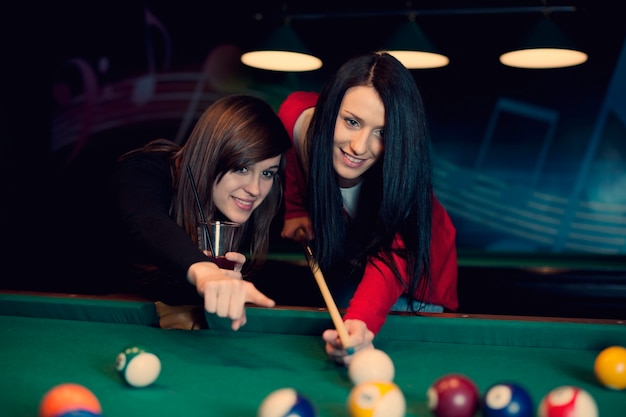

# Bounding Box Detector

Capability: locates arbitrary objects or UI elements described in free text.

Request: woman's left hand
[322,319,374,366]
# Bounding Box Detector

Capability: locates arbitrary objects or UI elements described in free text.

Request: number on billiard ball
[39,383,103,417]
[537,386,598,417]
[348,380,406,417]
[257,388,316,417]
[115,345,161,388]
[482,382,533,417]
[427,373,480,417]
[594,345,626,390]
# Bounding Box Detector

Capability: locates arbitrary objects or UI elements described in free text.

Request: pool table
[1,291,625,417]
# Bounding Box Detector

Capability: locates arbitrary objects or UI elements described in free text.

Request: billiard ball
[257,388,316,417]
[348,348,395,385]
[39,383,102,417]
[594,345,626,390]
[482,382,533,417]
[348,380,405,417]
[427,373,480,417]
[537,386,598,417]
[115,345,161,388]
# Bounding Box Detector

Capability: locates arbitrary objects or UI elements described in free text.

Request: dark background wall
[1,1,624,317]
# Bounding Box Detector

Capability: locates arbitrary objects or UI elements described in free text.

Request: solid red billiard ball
[482,382,533,417]
[594,345,626,390]
[427,373,480,417]
[537,386,598,417]
[39,383,103,417]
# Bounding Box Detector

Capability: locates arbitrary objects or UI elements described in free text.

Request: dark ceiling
[184,0,622,75]
[7,0,618,84]
[2,0,623,129]
[100,0,619,100]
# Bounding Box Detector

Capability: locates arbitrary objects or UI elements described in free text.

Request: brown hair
[124,94,291,272]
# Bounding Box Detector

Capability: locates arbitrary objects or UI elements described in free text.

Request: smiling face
[333,85,385,188]
[212,155,282,224]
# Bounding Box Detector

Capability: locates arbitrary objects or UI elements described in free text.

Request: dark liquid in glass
[211,256,236,270]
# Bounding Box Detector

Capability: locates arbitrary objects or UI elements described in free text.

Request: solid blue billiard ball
[257,388,316,417]
[483,382,533,417]
[115,345,161,388]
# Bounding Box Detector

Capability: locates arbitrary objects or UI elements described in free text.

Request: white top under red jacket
[278,91,459,334]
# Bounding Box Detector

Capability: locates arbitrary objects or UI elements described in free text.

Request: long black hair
[307,52,433,307]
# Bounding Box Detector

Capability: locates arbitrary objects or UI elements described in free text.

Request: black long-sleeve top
[114,151,208,282]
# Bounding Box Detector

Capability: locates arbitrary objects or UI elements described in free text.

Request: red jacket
[278,92,458,334]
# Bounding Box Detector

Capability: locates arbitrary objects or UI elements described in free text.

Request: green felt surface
[0,293,159,325]
[267,249,626,270]
[1,293,625,417]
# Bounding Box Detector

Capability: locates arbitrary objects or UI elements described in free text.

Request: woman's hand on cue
[187,261,276,331]
[322,319,374,366]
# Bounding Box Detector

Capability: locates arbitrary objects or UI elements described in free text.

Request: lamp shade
[241,24,322,72]
[384,21,449,69]
[499,17,587,69]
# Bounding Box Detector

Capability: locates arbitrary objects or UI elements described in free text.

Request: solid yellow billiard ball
[594,345,626,390]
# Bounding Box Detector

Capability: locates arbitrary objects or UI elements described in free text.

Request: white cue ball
[348,348,395,385]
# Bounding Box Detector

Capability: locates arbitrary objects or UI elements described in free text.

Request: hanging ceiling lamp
[384,19,449,69]
[499,16,587,69]
[240,22,322,72]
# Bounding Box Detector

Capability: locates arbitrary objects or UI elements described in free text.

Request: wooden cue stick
[296,229,354,354]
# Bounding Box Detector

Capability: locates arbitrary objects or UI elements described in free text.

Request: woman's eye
[262,170,276,179]
[234,167,248,174]
[345,118,359,128]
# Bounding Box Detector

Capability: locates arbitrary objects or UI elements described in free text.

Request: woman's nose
[243,175,260,196]
[350,131,369,155]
